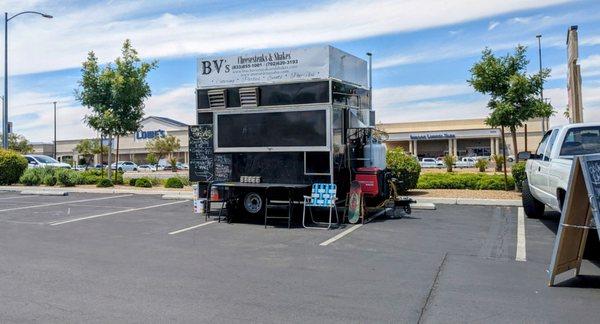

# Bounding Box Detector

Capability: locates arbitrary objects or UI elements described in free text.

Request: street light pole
[53,101,57,159]
[536,34,545,133]
[3,11,53,149]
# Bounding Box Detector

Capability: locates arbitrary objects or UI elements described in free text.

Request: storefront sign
[409,132,456,140]
[135,129,166,141]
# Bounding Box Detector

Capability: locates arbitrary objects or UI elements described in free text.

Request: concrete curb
[0,186,521,207]
[0,186,189,197]
[162,194,194,200]
[412,203,436,210]
[20,190,68,196]
[409,197,522,207]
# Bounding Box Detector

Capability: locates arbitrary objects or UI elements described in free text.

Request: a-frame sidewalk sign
[548,154,600,286]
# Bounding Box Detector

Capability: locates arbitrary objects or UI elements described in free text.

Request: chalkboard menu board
[583,156,600,234]
[189,125,214,182]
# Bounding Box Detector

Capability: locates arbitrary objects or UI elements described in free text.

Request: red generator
[355,167,389,201]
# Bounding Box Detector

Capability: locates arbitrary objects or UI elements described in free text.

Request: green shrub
[128,178,138,186]
[164,177,184,188]
[417,173,515,191]
[96,178,113,187]
[19,167,47,186]
[55,169,76,187]
[443,154,456,172]
[0,149,28,185]
[113,171,124,185]
[475,159,488,172]
[43,174,57,186]
[386,148,421,193]
[492,154,504,172]
[135,178,153,188]
[511,161,527,192]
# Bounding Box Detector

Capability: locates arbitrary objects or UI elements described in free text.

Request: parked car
[176,162,189,170]
[520,122,600,218]
[93,163,107,169]
[419,158,440,168]
[110,161,138,172]
[138,164,154,172]
[74,165,88,171]
[24,155,71,169]
[455,157,477,168]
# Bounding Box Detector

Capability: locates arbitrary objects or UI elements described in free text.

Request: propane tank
[364,142,387,169]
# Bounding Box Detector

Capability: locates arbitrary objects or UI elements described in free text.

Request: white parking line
[50,200,188,225]
[319,224,363,246]
[0,195,134,213]
[0,195,32,200]
[168,221,216,235]
[516,207,527,262]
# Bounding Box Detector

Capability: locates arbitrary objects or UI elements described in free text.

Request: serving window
[215,108,329,152]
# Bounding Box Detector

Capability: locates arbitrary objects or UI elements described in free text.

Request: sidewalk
[0,185,522,207]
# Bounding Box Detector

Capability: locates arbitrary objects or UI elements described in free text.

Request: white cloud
[373,83,484,123]
[545,85,600,125]
[6,0,571,76]
[374,84,472,108]
[550,54,600,80]
[7,84,196,142]
[488,21,500,30]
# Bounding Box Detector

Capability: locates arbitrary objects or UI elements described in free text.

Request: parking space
[0,191,599,322]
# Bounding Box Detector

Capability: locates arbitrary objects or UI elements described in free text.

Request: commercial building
[377,118,544,158]
[32,116,190,165]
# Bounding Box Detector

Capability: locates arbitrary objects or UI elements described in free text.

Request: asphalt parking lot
[0,191,599,323]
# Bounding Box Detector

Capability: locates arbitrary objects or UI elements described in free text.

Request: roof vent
[239,87,258,107]
[208,89,226,108]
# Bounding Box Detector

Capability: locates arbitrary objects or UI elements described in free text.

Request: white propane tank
[364,142,387,169]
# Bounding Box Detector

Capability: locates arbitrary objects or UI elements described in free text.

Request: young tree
[75,39,157,181]
[75,139,94,165]
[0,133,34,153]
[468,45,554,162]
[145,135,181,167]
[146,152,158,171]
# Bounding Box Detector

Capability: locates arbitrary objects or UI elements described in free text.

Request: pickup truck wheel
[522,179,545,218]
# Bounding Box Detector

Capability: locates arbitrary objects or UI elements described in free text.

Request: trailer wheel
[243,191,264,215]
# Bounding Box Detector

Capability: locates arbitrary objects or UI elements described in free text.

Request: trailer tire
[242,191,265,216]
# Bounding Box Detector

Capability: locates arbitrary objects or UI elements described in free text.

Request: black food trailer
[189,45,412,224]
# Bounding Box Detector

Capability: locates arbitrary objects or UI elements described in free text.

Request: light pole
[53,101,57,159]
[536,34,545,133]
[3,11,53,149]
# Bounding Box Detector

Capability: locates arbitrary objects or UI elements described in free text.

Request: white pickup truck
[455,157,478,168]
[521,122,600,218]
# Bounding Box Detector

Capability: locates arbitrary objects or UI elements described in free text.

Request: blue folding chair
[302,183,339,229]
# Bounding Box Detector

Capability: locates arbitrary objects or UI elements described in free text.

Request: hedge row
[417,173,515,191]
[20,168,123,187]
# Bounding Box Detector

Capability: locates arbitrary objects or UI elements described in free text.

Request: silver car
[110,161,138,172]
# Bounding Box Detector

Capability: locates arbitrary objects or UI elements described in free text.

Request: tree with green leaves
[75,138,106,166]
[146,152,158,171]
[145,135,181,165]
[0,133,33,154]
[75,39,157,181]
[468,45,554,162]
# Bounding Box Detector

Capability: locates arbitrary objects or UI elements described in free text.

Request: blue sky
[2,0,599,142]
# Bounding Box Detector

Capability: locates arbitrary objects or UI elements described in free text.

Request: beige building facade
[32,116,190,165]
[378,118,545,158]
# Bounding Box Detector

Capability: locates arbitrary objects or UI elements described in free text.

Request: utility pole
[536,34,545,133]
[53,101,57,159]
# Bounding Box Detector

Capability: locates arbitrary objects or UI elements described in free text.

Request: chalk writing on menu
[188,125,213,182]
[214,154,232,181]
[586,159,600,212]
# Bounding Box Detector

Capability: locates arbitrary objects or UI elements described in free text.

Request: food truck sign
[197,45,367,88]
